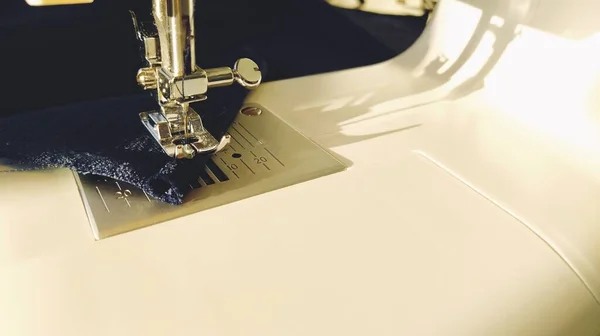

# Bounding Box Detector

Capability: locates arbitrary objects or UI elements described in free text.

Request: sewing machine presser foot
[140,109,230,159]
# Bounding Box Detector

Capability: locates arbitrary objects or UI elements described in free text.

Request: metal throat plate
[74,104,346,240]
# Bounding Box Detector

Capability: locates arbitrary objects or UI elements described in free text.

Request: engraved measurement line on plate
[115,182,131,207]
[235,121,263,145]
[228,133,246,149]
[240,159,255,175]
[230,126,254,147]
[251,155,270,171]
[264,148,285,167]
[220,157,240,178]
[246,152,272,171]
[95,186,110,213]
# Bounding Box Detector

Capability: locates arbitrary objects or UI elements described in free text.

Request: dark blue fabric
[0,85,248,205]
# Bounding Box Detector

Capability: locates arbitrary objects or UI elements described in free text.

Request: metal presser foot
[130,1,262,159]
[138,108,230,159]
[136,57,262,159]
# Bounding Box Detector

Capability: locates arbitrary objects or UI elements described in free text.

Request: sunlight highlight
[485,29,600,153]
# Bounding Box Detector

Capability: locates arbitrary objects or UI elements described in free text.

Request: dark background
[0,0,427,116]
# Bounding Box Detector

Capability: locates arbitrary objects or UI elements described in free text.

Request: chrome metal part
[74,105,346,240]
[233,58,262,89]
[139,109,229,159]
[130,1,263,159]
[136,67,158,90]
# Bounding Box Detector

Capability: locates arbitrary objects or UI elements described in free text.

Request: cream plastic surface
[2,0,600,335]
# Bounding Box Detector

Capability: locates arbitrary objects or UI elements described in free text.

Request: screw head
[240,106,262,116]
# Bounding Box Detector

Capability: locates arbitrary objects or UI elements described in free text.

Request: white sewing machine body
[2,0,600,335]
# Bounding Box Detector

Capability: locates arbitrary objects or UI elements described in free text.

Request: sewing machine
[18,0,435,239]
[3,0,600,335]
